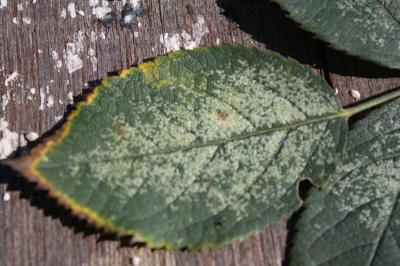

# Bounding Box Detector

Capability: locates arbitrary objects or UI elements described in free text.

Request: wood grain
[1,1,399,265]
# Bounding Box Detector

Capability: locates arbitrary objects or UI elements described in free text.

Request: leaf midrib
[38,111,346,169]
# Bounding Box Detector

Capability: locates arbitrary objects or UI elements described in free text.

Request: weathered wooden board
[1,1,399,265]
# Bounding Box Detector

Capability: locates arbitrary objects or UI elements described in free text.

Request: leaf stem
[342,89,400,117]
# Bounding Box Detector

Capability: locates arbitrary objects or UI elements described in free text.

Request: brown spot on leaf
[214,110,231,123]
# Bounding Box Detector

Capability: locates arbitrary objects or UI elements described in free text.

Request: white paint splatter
[29,88,36,95]
[39,87,46,110]
[51,50,58,61]
[160,15,209,52]
[88,48,98,73]
[350,89,361,100]
[77,10,85,16]
[4,72,18,86]
[67,91,74,103]
[132,256,141,266]
[60,8,67,18]
[55,115,63,122]
[12,17,19,24]
[46,95,54,108]
[67,3,77,18]
[160,33,181,52]
[0,118,26,159]
[2,90,10,111]
[0,0,7,9]
[2,192,10,202]
[22,16,31,24]
[17,3,23,11]
[93,6,112,19]
[63,31,84,74]
[26,132,39,142]
[185,15,209,49]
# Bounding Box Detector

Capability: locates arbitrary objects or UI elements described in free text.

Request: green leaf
[273,0,400,69]
[4,45,358,249]
[289,97,400,265]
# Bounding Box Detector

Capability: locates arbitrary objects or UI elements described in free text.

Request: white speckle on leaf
[2,192,10,202]
[68,3,77,18]
[26,132,39,142]
[350,89,361,100]
[4,72,18,86]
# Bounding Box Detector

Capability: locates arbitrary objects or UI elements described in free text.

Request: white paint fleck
[26,132,39,142]
[51,50,58,61]
[89,0,99,6]
[12,17,19,24]
[132,256,141,266]
[350,89,361,100]
[60,8,67,18]
[2,90,10,111]
[160,15,209,52]
[77,10,85,16]
[39,87,46,110]
[29,88,36,95]
[184,15,209,49]
[22,16,31,25]
[100,31,106,39]
[55,115,63,122]
[67,91,74,103]
[2,192,10,202]
[4,72,18,86]
[67,3,77,18]
[63,31,84,74]
[47,95,54,108]
[0,118,26,159]
[160,33,181,52]
[38,49,43,54]
[134,31,139,38]
[17,3,23,11]
[0,0,7,9]
[335,88,339,95]
[88,48,98,72]
[93,6,112,19]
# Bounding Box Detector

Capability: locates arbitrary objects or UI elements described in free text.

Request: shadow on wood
[216,0,400,79]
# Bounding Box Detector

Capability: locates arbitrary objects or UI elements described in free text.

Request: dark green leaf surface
[273,0,400,69]
[290,97,400,265]
[14,46,348,249]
